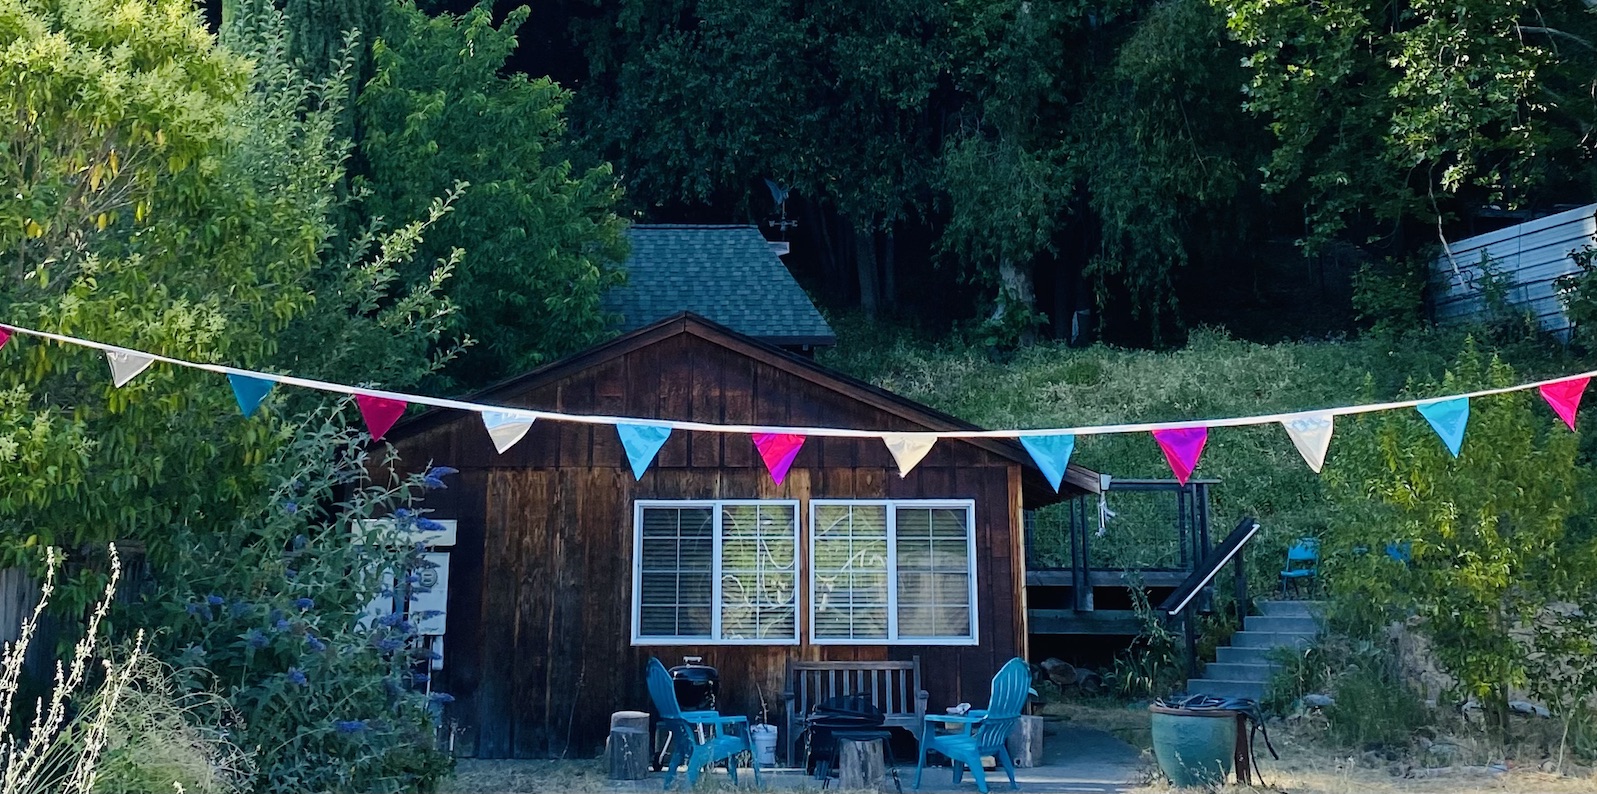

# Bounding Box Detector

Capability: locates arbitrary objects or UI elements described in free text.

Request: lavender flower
[411,673,430,685]
[286,668,308,686]
[292,534,308,550]
[245,629,269,649]
[274,619,291,632]
[285,568,297,581]
[422,466,458,490]
[306,635,327,653]
[205,594,225,606]
[282,501,299,514]
[229,601,252,618]
[294,597,314,611]
[334,720,368,733]
[429,692,455,704]
[184,603,203,616]
[374,637,403,653]
[416,517,448,533]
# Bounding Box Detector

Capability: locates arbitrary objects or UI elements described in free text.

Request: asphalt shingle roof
[604,225,836,346]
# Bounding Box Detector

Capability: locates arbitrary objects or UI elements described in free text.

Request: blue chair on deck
[914,657,1030,793]
[646,658,761,788]
[1280,537,1320,597]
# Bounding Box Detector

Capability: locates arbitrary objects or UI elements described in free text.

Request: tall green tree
[358,1,629,385]
[0,0,455,600]
[1212,0,1597,247]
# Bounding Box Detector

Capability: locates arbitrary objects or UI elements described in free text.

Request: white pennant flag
[1281,413,1335,474]
[105,350,155,388]
[882,434,936,477]
[481,410,535,454]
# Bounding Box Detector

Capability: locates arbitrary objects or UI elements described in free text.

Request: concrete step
[1217,645,1283,665]
[1244,614,1321,635]
[1257,599,1327,618]
[1202,662,1277,682]
[1229,630,1316,649]
[1183,679,1266,700]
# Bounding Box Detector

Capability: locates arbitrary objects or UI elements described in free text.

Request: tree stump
[1006,715,1045,768]
[839,736,886,790]
[606,711,651,773]
[608,727,650,780]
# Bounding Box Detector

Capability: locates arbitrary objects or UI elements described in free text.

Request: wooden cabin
[380,313,1098,759]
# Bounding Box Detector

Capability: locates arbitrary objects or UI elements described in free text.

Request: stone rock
[1509,700,1551,718]
[1302,694,1335,708]
[1040,657,1076,687]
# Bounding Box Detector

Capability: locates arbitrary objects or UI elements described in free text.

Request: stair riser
[1229,631,1316,649]
[1203,663,1277,682]
[1184,679,1267,700]
[1258,600,1326,618]
[1245,615,1321,635]
[1217,646,1280,665]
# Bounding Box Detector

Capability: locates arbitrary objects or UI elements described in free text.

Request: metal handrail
[1158,516,1261,618]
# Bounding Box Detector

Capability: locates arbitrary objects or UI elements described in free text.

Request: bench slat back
[788,658,921,718]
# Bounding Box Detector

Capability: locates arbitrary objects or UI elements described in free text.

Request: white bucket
[750,723,778,765]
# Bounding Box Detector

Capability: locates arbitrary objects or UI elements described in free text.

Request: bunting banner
[106,350,154,388]
[882,434,936,477]
[1153,427,1208,486]
[481,411,535,454]
[617,423,671,480]
[1539,376,1589,430]
[228,374,275,418]
[1019,434,1076,492]
[753,433,806,485]
[1417,397,1470,457]
[355,394,408,442]
[1281,413,1334,474]
[6,321,1597,485]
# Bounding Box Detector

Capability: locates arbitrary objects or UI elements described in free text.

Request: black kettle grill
[805,695,886,774]
[668,657,719,711]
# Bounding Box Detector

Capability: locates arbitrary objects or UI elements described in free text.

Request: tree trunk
[855,222,879,318]
[882,230,896,309]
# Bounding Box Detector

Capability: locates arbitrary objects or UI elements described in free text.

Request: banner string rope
[4,321,1593,440]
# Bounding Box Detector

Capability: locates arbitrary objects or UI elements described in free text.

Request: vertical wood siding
[391,333,1025,758]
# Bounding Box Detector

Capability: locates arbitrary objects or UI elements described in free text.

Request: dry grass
[1054,700,1597,794]
[441,759,616,793]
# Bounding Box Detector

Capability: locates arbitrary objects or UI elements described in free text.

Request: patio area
[444,720,1146,793]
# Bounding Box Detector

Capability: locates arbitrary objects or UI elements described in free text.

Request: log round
[839,736,886,790]
[607,727,650,780]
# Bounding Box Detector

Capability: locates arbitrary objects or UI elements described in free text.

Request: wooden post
[839,736,886,790]
[1007,715,1045,768]
[606,711,650,771]
[608,727,650,780]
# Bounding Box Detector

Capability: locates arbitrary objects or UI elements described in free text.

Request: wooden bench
[782,657,928,767]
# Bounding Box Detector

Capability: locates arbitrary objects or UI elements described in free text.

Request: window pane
[812,504,889,640]
[720,504,797,641]
[636,507,714,638]
[895,506,974,640]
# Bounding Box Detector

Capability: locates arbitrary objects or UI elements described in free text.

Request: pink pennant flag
[752,433,806,485]
[356,394,408,441]
[1539,377,1590,430]
[0,328,11,350]
[1152,426,1208,485]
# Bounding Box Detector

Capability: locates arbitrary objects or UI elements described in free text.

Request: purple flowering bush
[139,417,455,793]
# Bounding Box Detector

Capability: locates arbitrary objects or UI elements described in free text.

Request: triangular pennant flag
[1539,376,1589,430]
[481,410,535,454]
[1152,427,1209,485]
[355,394,408,442]
[617,423,672,480]
[0,328,11,350]
[227,374,275,418]
[105,350,154,388]
[1416,397,1469,457]
[752,433,806,485]
[1018,434,1076,492]
[882,434,936,477]
[1281,413,1335,474]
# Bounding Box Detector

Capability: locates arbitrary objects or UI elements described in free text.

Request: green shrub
[138,410,454,794]
[1325,664,1430,749]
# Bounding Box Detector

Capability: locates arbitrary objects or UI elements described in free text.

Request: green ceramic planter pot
[1149,706,1237,788]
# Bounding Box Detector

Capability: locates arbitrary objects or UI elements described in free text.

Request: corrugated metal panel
[1431,204,1597,340]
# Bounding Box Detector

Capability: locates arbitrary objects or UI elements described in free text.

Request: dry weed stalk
[0,545,124,794]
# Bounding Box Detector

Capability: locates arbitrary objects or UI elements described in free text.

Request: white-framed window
[632,500,800,645]
[809,500,978,645]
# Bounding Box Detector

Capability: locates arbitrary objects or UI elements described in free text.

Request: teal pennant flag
[1019,434,1076,492]
[228,374,275,417]
[617,423,672,480]
[1416,397,1469,457]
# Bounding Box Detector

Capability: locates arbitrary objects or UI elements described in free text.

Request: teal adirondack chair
[646,658,761,788]
[914,657,1030,793]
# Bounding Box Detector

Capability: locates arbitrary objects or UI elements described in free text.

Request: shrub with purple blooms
[140,416,455,793]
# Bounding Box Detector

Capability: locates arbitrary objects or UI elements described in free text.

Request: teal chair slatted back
[1286,538,1319,563]
[971,657,1030,750]
[647,657,684,722]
